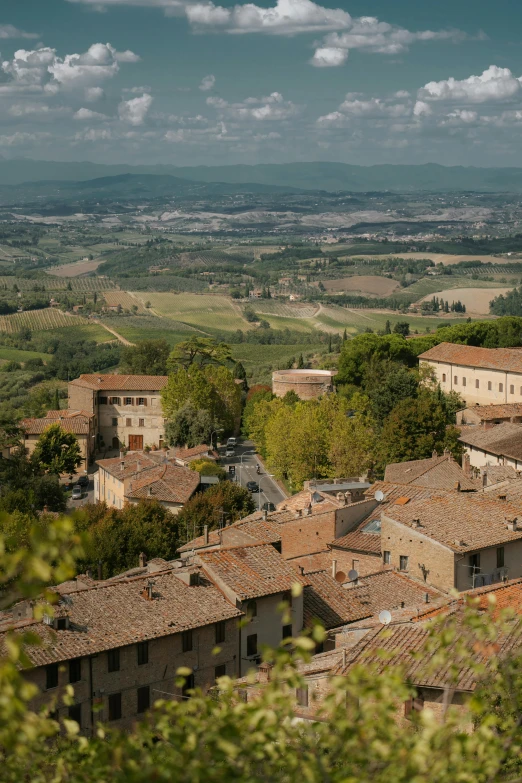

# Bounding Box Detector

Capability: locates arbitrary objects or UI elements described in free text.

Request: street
[219,439,287,511]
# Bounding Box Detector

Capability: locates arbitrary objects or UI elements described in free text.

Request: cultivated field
[46,258,105,277]
[103,291,147,313]
[0,347,49,363]
[420,287,513,315]
[322,275,400,296]
[0,276,114,292]
[348,252,515,266]
[131,292,249,333]
[0,309,89,333]
[399,276,509,302]
[253,301,318,318]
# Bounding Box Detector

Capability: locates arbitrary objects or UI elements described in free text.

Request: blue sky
[2,0,522,167]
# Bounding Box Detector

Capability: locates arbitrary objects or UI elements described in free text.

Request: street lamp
[210,428,224,451]
[258,473,275,511]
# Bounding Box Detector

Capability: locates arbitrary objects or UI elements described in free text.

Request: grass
[315,305,469,335]
[395,276,510,302]
[45,324,116,343]
[0,347,49,363]
[131,292,250,333]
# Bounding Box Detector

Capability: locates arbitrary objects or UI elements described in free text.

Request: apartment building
[456,403,522,427]
[419,342,522,406]
[22,410,96,468]
[95,452,200,512]
[1,559,242,735]
[68,374,168,452]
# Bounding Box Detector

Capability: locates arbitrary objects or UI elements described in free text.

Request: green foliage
[189,458,226,479]
[176,481,255,540]
[490,286,522,316]
[165,402,214,448]
[31,423,82,475]
[242,385,273,437]
[120,339,170,375]
[167,336,232,372]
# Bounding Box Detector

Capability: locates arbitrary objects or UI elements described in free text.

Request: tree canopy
[120,339,170,375]
[31,424,82,476]
[167,336,232,372]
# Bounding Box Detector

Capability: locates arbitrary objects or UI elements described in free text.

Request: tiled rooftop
[172,444,215,460]
[197,542,308,601]
[97,452,167,480]
[419,342,522,373]
[462,403,522,421]
[346,570,443,615]
[0,568,242,667]
[22,416,91,436]
[70,374,168,391]
[303,570,371,629]
[385,492,522,552]
[177,514,282,553]
[384,452,479,491]
[127,463,200,504]
[458,423,522,462]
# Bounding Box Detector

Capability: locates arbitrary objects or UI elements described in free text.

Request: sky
[2,0,522,167]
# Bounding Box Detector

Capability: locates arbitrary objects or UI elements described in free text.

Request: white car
[71,485,82,501]
[227,437,237,447]
[225,446,235,457]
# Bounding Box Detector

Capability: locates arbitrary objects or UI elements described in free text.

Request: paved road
[65,470,96,511]
[219,439,287,511]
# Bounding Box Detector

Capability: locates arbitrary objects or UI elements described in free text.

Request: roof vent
[295,509,302,518]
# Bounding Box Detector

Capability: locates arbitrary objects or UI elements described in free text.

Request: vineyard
[253,301,319,318]
[0,277,115,292]
[103,291,147,312]
[0,308,89,333]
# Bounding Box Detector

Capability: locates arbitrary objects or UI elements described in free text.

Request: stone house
[0,559,242,735]
[171,444,218,467]
[456,403,522,427]
[68,374,168,452]
[22,410,96,469]
[458,422,522,471]
[419,342,522,406]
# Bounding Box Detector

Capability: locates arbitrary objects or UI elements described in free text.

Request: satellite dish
[335,570,346,583]
[379,610,392,625]
[348,569,359,581]
[374,490,385,502]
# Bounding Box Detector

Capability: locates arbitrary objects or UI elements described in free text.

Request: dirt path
[98,322,135,346]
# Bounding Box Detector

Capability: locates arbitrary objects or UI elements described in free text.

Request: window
[215,664,226,679]
[46,663,59,690]
[68,704,81,727]
[469,553,481,576]
[181,673,194,699]
[182,630,193,652]
[442,373,446,383]
[124,397,133,405]
[497,547,505,569]
[476,379,479,389]
[499,383,504,393]
[405,692,424,719]
[112,418,118,427]
[109,397,121,405]
[296,685,309,707]
[69,658,81,683]
[56,617,68,630]
[282,624,292,639]
[137,685,150,714]
[488,381,492,391]
[126,418,132,427]
[272,541,282,554]
[383,550,391,565]
[247,634,258,657]
[454,376,458,385]
[511,385,515,395]
[137,641,148,666]
[108,693,122,721]
[247,600,257,618]
[108,648,120,673]
[139,418,145,427]
[151,398,157,406]
[215,621,226,644]
[462,377,466,387]
[399,555,409,572]
[137,398,147,406]
[99,397,107,405]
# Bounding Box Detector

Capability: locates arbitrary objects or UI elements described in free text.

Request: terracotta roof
[177,514,282,553]
[127,463,200,504]
[385,492,522,552]
[69,374,168,391]
[97,452,166,480]
[384,452,479,491]
[458,422,522,462]
[484,465,519,485]
[45,409,95,420]
[419,342,522,373]
[346,570,443,615]
[330,517,382,555]
[0,568,241,667]
[414,575,522,622]
[22,416,91,436]
[197,542,308,601]
[303,570,371,629]
[462,403,522,421]
[172,444,215,460]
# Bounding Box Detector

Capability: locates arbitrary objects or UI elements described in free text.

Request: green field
[46,324,116,343]
[394,276,510,302]
[0,347,49,363]
[131,292,250,333]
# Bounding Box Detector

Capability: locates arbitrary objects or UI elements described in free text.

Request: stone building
[272,369,336,400]
[419,342,522,406]
[22,410,96,468]
[456,403,522,427]
[68,374,168,452]
[458,422,522,471]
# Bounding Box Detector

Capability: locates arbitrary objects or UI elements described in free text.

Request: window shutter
[143,398,147,406]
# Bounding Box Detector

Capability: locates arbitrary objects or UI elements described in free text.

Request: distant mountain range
[3,158,522,192]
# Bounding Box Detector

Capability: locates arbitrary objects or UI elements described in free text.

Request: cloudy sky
[2,0,522,167]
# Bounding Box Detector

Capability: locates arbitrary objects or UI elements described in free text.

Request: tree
[31,423,82,475]
[164,402,214,448]
[297,353,304,369]
[176,481,255,541]
[120,339,170,375]
[384,320,391,335]
[189,459,226,479]
[368,365,419,424]
[167,337,232,372]
[393,321,410,337]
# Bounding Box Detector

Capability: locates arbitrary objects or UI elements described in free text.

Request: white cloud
[339,96,409,117]
[310,47,347,67]
[440,109,478,125]
[0,24,39,39]
[118,93,153,125]
[186,0,352,34]
[418,65,522,104]
[413,100,431,117]
[74,107,108,120]
[66,0,186,14]
[74,127,112,141]
[85,86,104,101]
[207,91,298,120]
[199,74,215,91]
[0,131,51,146]
[8,103,52,116]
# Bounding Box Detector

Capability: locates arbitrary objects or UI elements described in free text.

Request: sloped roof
[70,374,168,391]
[197,542,308,601]
[177,514,282,553]
[303,570,371,629]
[22,416,91,436]
[347,570,443,615]
[384,452,479,491]
[45,409,95,420]
[172,444,214,460]
[463,403,522,421]
[126,463,200,504]
[97,452,164,480]
[458,423,522,462]
[419,342,522,373]
[0,569,241,667]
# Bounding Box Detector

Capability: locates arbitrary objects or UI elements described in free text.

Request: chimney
[120,461,125,472]
[262,509,267,521]
[204,525,209,545]
[305,504,312,516]
[147,580,154,600]
[332,559,337,579]
[400,601,405,608]
[482,471,488,488]
[462,453,471,478]
[454,481,461,492]
[342,648,347,668]
[139,552,147,568]
[425,593,430,603]
[43,504,48,514]
[295,509,302,518]
[148,486,153,497]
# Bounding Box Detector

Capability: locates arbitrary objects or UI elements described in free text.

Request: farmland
[322,276,400,296]
[420,287,513,315]
[0,309,89,333]
[0,347,49,363]
[131,292,250,333]
[103,291,147,313]
[253,301,319,319]
[398,276,511,303]
[347,252,515,266]
[0,276,114,292]
[46,258,106,277]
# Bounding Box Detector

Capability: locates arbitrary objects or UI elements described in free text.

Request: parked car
[262,501,276,512]
[246,481,259,493]
[228,465,236,476]
[77,474,89,488]
[71,485,83,500]
[227,437,237,447]
[225,446,235,457]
